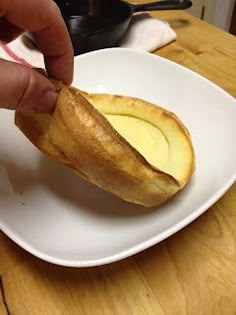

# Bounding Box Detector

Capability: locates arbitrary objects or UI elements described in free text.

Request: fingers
[0,0,74,84]
[0,58,57,113]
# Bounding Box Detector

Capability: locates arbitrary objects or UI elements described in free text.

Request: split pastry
[15,82,195,207]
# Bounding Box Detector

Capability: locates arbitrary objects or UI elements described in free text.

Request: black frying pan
[55,0,192,55]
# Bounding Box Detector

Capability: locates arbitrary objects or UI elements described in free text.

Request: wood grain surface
[1,10,236,315]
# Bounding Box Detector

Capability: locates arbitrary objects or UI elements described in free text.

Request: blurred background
[128,0,236,34]
[187,0,235,34]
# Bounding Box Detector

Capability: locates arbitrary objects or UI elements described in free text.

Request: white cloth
[121,13,177,52]
[0,14,176,67]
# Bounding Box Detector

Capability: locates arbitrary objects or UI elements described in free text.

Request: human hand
[0,0,74,113]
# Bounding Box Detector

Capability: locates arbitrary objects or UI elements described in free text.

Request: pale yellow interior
[104,114,170,172]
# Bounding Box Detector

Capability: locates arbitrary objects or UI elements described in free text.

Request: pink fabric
[0,42,32,67]
[0,35,44,68]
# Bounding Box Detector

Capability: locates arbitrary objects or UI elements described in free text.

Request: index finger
[0,0,74,84]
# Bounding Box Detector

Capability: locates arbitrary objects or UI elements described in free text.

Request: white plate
[1,48,236,267]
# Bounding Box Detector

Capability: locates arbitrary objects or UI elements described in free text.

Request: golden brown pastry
[15,82,195,207]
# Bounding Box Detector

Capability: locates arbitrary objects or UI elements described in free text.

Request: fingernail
[35,90,58,113]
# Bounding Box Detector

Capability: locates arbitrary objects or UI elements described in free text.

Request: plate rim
[1,47,236,267]
[1,174,235,267]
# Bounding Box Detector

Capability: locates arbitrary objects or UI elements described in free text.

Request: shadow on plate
[38,156,155,217]
[0,155,152,217]
[1,154,191,217]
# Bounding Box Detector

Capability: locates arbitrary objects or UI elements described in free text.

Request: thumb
[0,58,57,113]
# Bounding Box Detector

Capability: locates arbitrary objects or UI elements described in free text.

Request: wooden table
[1,11,236,315]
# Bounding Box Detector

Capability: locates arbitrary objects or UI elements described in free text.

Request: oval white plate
[1,48,236,267]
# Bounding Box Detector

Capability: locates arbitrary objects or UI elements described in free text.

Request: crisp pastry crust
[15,82,195,207]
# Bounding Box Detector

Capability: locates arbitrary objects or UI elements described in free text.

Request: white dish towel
[120,13,176,52]
[0,13,176,67]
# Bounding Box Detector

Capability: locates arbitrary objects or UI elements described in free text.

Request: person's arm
[0,0,73,113]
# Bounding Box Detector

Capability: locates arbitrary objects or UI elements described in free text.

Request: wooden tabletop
[1,10,236,315]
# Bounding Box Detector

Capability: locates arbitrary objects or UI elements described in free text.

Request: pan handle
[132,0,192,12]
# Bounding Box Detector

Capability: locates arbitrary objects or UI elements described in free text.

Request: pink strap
[0,42,32,67]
